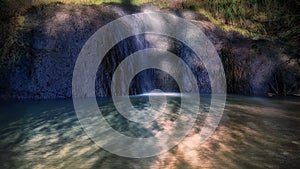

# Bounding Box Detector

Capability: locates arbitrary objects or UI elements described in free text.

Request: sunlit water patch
[0,95,299,169]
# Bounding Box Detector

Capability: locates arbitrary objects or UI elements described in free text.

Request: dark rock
[0,3,299,99]
[222,39,300,96]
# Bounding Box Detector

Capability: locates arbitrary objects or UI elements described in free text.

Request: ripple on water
[0,95,299,169]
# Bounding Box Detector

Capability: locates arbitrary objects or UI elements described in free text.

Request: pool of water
[0,95,299,169]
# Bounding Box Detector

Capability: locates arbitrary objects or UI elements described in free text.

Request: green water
[0,95,299,169]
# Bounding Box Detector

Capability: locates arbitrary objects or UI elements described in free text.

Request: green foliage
[1,0,299,48]
[17,16,26,28]
[180,0,299,45]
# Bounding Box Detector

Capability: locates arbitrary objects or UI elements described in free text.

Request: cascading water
[0,3,300,169]
[95,27,211,96]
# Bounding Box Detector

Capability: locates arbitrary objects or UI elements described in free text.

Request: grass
[1,0,299,51]
[182,0,299,40]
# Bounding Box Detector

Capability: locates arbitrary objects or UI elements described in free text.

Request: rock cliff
[0,3,299,99]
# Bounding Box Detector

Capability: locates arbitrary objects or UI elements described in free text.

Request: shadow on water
[1,1,300,169]
[0,95,299,168]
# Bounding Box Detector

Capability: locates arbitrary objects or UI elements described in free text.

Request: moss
[17,16,26,29]
[1,0,299,50]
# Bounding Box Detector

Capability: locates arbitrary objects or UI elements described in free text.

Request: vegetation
[182,0,299,43]
[0,0,299,58]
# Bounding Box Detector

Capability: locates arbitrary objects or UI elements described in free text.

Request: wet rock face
[0,3,212,99]
[95,34,211,97]
[0,3,299,99]
[1,4,117,99]
[222,40,300,96]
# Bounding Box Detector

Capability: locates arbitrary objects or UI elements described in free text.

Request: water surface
[0,95,299,169]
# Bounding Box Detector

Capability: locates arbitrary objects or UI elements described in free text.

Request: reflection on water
[0,95,299,169]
